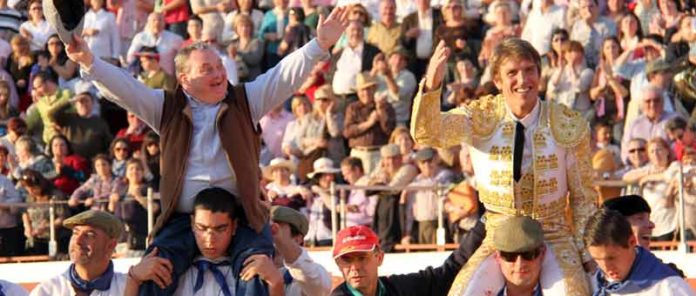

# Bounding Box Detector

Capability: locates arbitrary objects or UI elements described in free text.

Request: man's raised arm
[66,34,164,133]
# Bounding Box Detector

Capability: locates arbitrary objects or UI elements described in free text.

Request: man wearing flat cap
[268,205,332,296]
[30,210,127,296]
[491,216,546,296]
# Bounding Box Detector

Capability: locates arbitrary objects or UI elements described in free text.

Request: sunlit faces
[192,209,237,259]
[641,92,664,120]
[626,140,648,167]
[602,38,621,61]
[495,246,545,290]
[179,49,228,104]
[335,250,384,293]
[125,161,144,183]
[625,212,654,248]
[69,225,115,265]
[646,140,670,166]
[51,136,69,158]
[357,85,376,104]
[493,58,540,113]
[587,237,638,282]
[94,158,111,178]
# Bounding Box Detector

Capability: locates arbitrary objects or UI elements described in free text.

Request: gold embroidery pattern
[501,122,514,138]
[535,155,559,171]
[566,134,599,263]
[534,132,547,148]
[549,102,589,148]
[535,178,559,196]
[490,170,513,187]
[478,189,514,209]
[411,83,472,148]
[489,146,513,161]
[469,95,505,140]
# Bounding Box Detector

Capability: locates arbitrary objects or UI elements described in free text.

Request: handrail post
[48,198,57,258]
[340,189,347,229]
[330,182,337,246]
[678,162,688,253]
[436,185,446,249]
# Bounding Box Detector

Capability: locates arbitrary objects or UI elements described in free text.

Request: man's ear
[376,250,385,267]
[628,235,637,248]
[229,218,238,235]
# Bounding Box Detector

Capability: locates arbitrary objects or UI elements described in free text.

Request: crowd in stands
[0,0,695,261]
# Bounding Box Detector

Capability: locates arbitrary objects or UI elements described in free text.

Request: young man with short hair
[584,208,694,295]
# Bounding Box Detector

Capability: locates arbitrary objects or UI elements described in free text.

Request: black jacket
[331,220,486,296]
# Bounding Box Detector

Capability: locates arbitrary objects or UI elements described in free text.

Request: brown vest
[155,84,267,236]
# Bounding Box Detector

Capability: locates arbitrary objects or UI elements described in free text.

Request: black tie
[513,121,525,182]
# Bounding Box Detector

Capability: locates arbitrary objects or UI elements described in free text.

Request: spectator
[403,147,455,244]
[180,16,203,48]
[259,0,290,69]
[304,157,340,247]
[0,116,24,157]
[46,134,88,196]
[69,154,122,212]
[44,34,78,87]
[645,59,689,119]
[603,195,656,248]
[109,159,159,252]
[622,138,676,241]
[191,0,227,41]
[520,0,567,56]
[444,58,477,109]
[605,0,628,24]
[570,0,617,68]
[109,138,131,178]
[332,4,372,54]
[0,171,21,256]
[539,29,569,97]
[618,13,643,51]
[6,35,32,103]
[375,48,416,126]
[160,0,190,38]
[30,210,126,295]
[344,72,396,175]
[279,7,312,58]
[0,80,17,125]
[18,0,55,51]
[435,0,480,65]
[116,112,149,154]
[389,126,415,164]
[108,0,153,61]
[0,0,20,42]
[269,205,333,296]
[12,136,56,181]
[221,39,242,85]
[139,131,160,189]
[617,138,649,195]
[369,144,417,252]
[546,40,594,118]
[262,157,307,211]
[283,95,325,181]
[83,0,121,63]
[478,1,521,72]
[651,0,683,38]
[19,169,68,255]
[313,85,346,164]
[366,0,401,56]
[300,0,320,30]
[340,156,376,227]
[234,14,265,81]
[330,20,381,102]
[668,117,696,161]
[262,102,295,162]
[47,85,113,160]
[590,37,629,133]
[222,0,264,43]
[135,46,176,92]
[593,121,621,163]
[127,12,183,75]
[400,0,442,80]
[584,208,693,295]
[26,71,71,144]
[621,86,677,162]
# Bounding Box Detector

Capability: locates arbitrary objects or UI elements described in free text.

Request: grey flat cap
[43,0,85,43]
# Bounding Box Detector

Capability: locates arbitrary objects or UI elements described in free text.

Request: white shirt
[521,4,567,55]
[283,249,332,296]
[590,274,695,296]
[174,257,236,296]
[19,20,55,51]
[221,55,239,85]
[0,279,28,296]
[332,43,364,95]
[506,98,541,176]
[127,30,184,75]
[83,9,121,59]
[29,270,126,296]
[415,9,433,59]
[222,10,265,43]
[83,39,328,213]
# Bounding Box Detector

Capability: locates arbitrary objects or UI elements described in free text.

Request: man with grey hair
[65,6,350,296]
[620,85,680,162]
[126,12,183,75]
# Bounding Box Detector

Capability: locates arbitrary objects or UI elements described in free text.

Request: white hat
[262,158,296,180]
[307,157,340,179]
[43,0,85,44]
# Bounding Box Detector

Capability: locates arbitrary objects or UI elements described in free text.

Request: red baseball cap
[333,225,380,259]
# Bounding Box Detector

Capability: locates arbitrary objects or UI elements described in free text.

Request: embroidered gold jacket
[410,83,597,263]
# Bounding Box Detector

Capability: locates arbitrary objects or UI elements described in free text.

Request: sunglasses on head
[499,247,543,262]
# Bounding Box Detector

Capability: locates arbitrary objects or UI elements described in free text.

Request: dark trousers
[373,194,401,253]
[138,213,274,296]
[0,226,22,256]
[166,21,188,39]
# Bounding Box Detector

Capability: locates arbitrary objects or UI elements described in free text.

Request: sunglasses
[628,147,646,153]
[499,248,543,262]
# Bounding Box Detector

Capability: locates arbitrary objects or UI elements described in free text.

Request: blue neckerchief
[68,261,114,294]
[193,260,232,296]
[497,281,543,296]
[283,268,294,285]
[593,247,678,296]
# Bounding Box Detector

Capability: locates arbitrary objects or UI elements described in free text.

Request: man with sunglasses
[584,208,694,295]
[492,216,546,296]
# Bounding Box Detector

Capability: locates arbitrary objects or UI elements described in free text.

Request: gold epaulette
[548,102,589,148]
[467,94,505,139]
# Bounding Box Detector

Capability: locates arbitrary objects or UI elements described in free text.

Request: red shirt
[163,0,189,24]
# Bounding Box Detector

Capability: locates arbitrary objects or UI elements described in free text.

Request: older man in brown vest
[64,7,350,296]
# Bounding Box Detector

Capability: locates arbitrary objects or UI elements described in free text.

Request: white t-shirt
[19,20,55,51]
[174,257,236,296]
[29,270,126,296]
[590,274,695,296]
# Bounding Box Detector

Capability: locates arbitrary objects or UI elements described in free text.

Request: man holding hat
[305,157,341,246]
[47,80,112,160]
[331,224,487,296]
[31,210,126,295]
[344,71,396,175]
[269,205,332,296]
